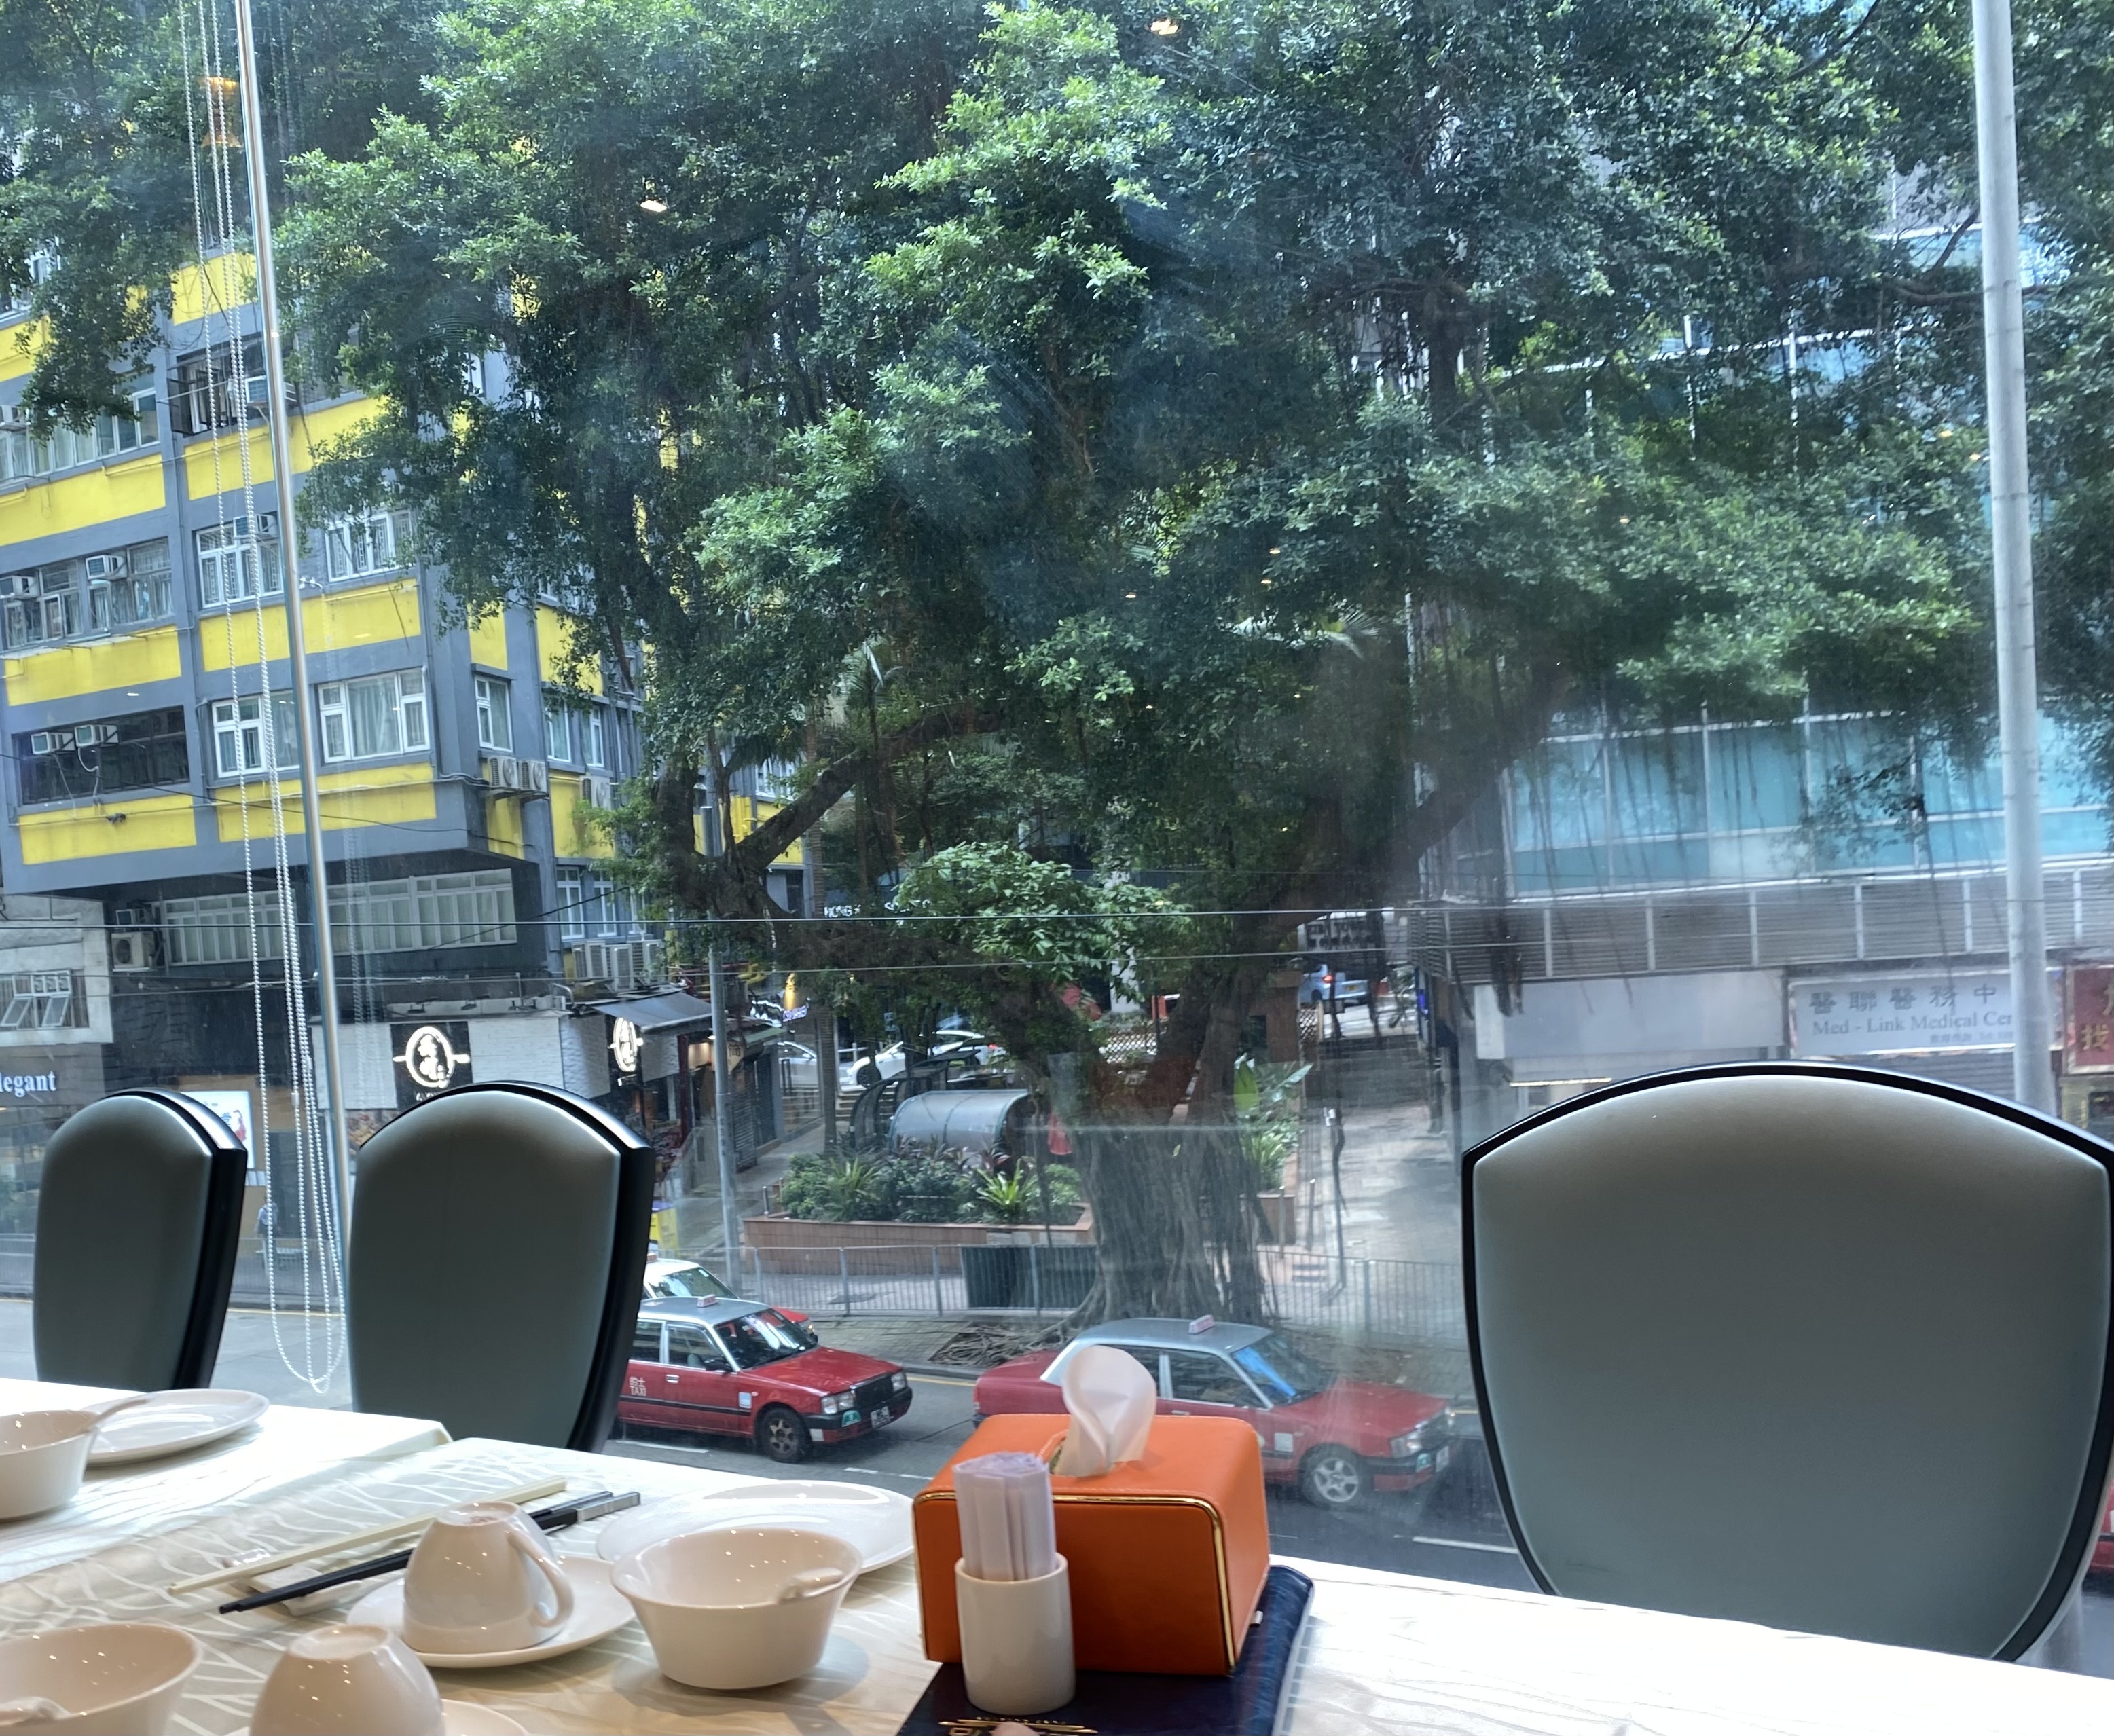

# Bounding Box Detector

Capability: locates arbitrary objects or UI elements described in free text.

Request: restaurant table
[0,1425,2103,1735]
[0,1376,448,1585]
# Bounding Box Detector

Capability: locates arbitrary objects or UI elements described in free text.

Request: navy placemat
[896,1562,1314,1735]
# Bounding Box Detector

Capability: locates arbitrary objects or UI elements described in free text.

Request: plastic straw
[955,1452,1055,1583]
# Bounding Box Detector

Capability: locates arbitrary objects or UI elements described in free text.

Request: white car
[644,1258,808,1323]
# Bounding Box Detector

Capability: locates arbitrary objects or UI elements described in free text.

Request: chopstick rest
[952,1454,1072,1716]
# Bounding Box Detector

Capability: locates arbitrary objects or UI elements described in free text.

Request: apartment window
[163,870,516,965]
[85,540,173,635]
[321,509,405,580]
[318,670,429,762]
[543,694,572,762]
[0,972,77,1031]
[168,338,267,437]
[583,705,607,769]
[0,386,157,483]
[209,692,299,777]
[1,561,78,650]
[197,518,282,608]
[555,866,587,942]
[475,677,513,752]
[15,707,188,805]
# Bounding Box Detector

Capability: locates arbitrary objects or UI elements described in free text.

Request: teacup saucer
[345,1558,633,1669]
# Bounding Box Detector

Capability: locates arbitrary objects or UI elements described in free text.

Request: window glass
[15,708,187,803]
[1166,1350,1256,1407]
[630,1321,664,1363]
[317,671,428,762]
[210,693,299,777]
[555,866,587,942]
[543,695,570,762]
[583,706,606,769]
[666,1325,730,1371]
[715,1311,809,1371]
[196,519,282,608]
[474,678,512,752]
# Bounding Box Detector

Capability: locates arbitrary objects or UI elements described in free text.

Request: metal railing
[733,1238,1466,1347]
[0,1233,342,1311]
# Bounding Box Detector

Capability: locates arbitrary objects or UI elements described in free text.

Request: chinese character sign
[1791,973,2018,1054]
[2067,967,2114,1074]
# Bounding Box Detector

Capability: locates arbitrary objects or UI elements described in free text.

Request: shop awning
[595,990,716,1034]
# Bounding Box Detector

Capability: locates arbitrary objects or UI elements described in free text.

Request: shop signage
[392,1020,473,1107]
[2066,965,2114,1074]
[190,1088,259,1177]
[609,1016,644,1078]
[0,1071,58,1099]
[1790,971,2030,1054]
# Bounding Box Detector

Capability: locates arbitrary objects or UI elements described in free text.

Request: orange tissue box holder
[913,1413,1271,1676]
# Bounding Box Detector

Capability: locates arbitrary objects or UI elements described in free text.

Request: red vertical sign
[2065,966,2114,1073]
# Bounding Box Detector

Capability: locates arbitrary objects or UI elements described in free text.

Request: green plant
[1234,1057,1307,1189]
[976,1169,1035,1225]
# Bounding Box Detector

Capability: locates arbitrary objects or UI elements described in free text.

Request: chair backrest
[348,1081,653,1450]
[34,1089,249,1391]
[1463,1062,2114,1659]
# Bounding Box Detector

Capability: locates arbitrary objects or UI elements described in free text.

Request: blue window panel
[1925,815,2002,866]
[1513,845,1609,895]
[2040,715,2109,811]
[1608,836,1709,887]
[1510,740,1607,851]
[1815,826,1918,873]
[1609,734,1704,840]
[1709,725,1804,831]
[2042,809,2111,860]
[1920,737,2000,817]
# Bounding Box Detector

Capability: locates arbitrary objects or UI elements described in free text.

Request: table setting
[0,1369,2102,1735]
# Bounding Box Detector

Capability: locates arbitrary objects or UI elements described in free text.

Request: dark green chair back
[348,1081,654,1449]
[34,1089,249,1391]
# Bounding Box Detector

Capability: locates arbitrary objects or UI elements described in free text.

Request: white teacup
[0,1622,199,1735]
[612,1525,862,1691]
[251,1625,442,1736]
[401,1502,575,1655]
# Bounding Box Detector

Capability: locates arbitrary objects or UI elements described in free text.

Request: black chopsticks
[217,1490,640,1614]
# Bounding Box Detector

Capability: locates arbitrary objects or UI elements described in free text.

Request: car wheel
[1299,1445,1368,1509]
[757,1404,812,1464]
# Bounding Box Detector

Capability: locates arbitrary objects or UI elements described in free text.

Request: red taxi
[621,1298,911,1463]
[974,1316,1451,1509]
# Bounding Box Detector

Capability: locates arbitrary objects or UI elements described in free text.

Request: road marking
[1410,1536,1518,1555]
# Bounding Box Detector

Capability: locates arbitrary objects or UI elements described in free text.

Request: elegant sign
[2066,966,2114,1074]
[1790,972,2028,1055]
[392,1020,473,1107]
[608,1016,644,1078]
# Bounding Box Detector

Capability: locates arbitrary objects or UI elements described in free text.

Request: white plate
[596,1480,915,1574]
[346,1557,633,1669]
[444,1704,526,1735]
[86,1389,268,1466]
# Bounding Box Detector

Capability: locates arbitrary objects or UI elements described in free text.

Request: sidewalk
[809,1313,1054,1374]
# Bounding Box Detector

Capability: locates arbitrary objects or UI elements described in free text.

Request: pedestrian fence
[733,1239,1467,1348]
[0,1234,344,1312]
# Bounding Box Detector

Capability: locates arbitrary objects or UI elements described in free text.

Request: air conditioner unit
[5,574,38,598]
[524,759,549,794]
[112,908,139,928]
[567,941,613,984]
[27,732,54,756]
[109,931,154,972]
[81,724,117,745]
[82,552,128,580]
[586,776,614,809]
[635,938,666,984]
[498,755,524,790]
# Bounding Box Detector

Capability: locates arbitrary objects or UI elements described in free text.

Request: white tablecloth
[0,1429,2100,1735]
[0,1377,448,1585]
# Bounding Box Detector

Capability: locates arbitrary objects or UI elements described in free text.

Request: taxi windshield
[716,1310,816,1369]
[1232,1334,1334,1403]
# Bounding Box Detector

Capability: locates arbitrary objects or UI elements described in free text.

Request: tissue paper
[1050,1344,1155,1478]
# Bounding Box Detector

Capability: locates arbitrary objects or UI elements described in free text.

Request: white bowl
[251,1625,443,1736]
[612,1525,862,1691]
[0,1623,200,1735]
[0,1413,99,1522]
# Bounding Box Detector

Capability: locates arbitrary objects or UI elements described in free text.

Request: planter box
[1256,1189,1296,1244]
[744,1209,1093,1276]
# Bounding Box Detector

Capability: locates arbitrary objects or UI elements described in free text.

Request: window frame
[208,692,299,779]
[474,676,513,753]
[543,692,572,762]
[316,668,430,764]
[196,519,283,609]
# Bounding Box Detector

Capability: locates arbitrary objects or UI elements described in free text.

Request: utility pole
[707,938,740,1277]
[1970,0,2056,1118]
[230,0,353,1227]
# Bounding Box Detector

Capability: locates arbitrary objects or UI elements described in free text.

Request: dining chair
[33,1088,251,1391]
[1461,1060,2114,1659]
[347,1080,654,1450]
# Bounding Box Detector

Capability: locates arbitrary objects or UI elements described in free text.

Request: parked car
[973,1318,1452,1509]
[642,1258,806,1324]
[620,1299,911,1462]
